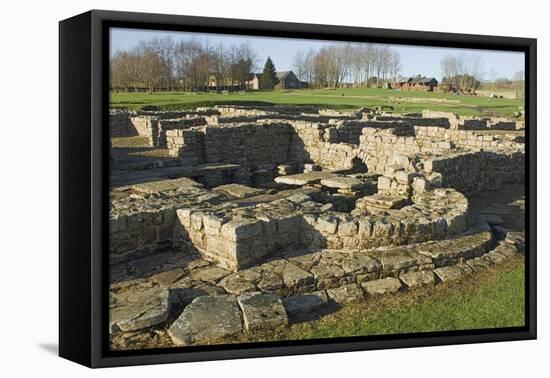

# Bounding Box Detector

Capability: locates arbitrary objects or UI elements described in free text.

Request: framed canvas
[59,9,536,368]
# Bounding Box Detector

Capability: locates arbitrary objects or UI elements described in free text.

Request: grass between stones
[110,88,524,118]
[226,257,525,344]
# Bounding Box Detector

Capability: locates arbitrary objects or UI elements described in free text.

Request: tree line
[110,37,258,92]
[110,36,404,92]
[293,44,401,88]
[439,53,485,94]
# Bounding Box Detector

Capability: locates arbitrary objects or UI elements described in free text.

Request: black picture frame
[59,9,537,368]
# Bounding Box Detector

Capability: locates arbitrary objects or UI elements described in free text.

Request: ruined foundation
[109,106,525,347]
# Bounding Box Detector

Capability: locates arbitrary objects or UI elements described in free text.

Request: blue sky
[110,27,524,81]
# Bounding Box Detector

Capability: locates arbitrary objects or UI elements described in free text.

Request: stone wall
[110,110,136,137]
[169,187,469,272]
[110,209,177,266]
[425,150,525,195]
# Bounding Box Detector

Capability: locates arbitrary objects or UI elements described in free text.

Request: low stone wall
[154,118,206,146]
[170,187,469,271]
[425,150,525,196]
[110,209,177,266]
[109,178,218,265]
[129,115,157,138]
[110,110,136,137]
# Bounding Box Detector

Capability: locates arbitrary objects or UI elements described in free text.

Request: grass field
[110,88,524,118]
[224,258,525,344]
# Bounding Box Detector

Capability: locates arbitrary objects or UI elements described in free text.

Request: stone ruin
[109,105,526,347]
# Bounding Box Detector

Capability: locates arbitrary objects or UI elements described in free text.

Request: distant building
[245,73,262,90]
[245,70,303,90]
[394,76,438,92]
[276,71,301,89]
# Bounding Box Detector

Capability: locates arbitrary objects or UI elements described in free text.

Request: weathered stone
[219,273,257,294]
[321,176,363,190]
[399,270,435,288]
[377,176,392,190]
[110,287,169,333]
[395,170,414,184]
[275,171,334,186]
[434,266,464,282]
[133,177,202,194]
[340,253,381,275]
[327,284,364,304]
[358,194,407,210]
[282,263,314,290]
[361,277,402,295]
[202,214,224,236]
[282,291,329,318]
[213,183,264,198]
[168,295,242,346]
[237,292,288,331]
[337,219,358,236]
[316,215,339,234]
[221,218,264,241]
[310,262,346,289]
[190,266,231,284]
[375,251,417,272]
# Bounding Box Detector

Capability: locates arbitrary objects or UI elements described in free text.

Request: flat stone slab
[399,270,435,288]
[237,292,288,331]
[213,184,265,199]
[327,284,365,304]
[168,295,242,346]
[434,266,465,282]
[219,273,258,294]
[358,194,408,210]
[189,266,231,284]
[320,176,363,190]
[274,171,334,186]
[282,291,329,318]
[361,277,402,295]
[110,286,169,334]
[282,263,314,290]
[131,177,202,194]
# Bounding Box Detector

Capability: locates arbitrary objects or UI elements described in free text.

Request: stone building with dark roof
[395,76,439,92]
[245,70,303,90]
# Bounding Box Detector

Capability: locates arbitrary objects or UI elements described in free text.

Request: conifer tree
[260,57,278,90]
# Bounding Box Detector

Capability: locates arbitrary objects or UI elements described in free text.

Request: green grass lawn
[110,88,524,118]
[224,258,525,344]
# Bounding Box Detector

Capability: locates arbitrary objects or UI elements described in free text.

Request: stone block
[399,270,435,288]
[316,215,339,234]
[434,266,464,282]
[283,263,314,290]
[327,284,365,304]
[237,292,288,331]
[377,176,392,190]
[361,277,402,295]
[395,170,414,184]
[282,291,329,318]
[221,219,264,241]
[168,295,242,346]
[110,287,169,334]
[337,219,358,237]
[202,214,223,236]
